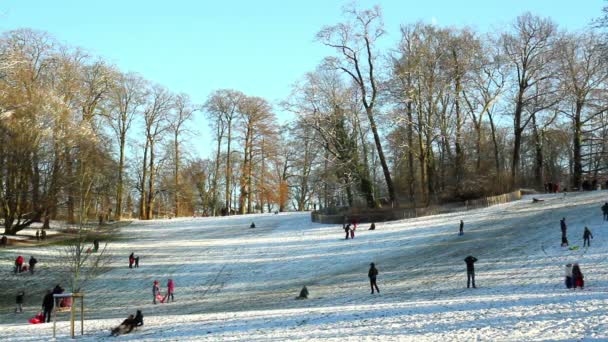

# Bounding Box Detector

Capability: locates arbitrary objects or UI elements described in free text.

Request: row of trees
[2,6,608,234]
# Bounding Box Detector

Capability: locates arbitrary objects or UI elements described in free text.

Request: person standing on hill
[15,255,24,274]
[464,256,478,288]
[344,224,351,240]
[368,263,380,294]
[164,279,175,302]
[28,256,37,274]
[602,203,608,221]
[15,290,24,313]
[152,280,161,304]
[560,218,568,247]
[583,227,593,247]
[42,290,54,323]
[459,220,464,236]
[129,253,135,269]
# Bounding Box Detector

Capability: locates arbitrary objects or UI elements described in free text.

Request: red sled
[156,293,164,303]
[576,278,585,288]
[29,313,45,324]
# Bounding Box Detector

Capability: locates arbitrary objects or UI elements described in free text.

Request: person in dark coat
[250,222,256,229]
[15,290,24,313]
[459,220,464,236]
[583,227,593,247]
[134,256,139,268]
[53,284,64,295]
[93,239,99,252]
[368,263,380,294]
[129,253,135,269]
[572,263,584,289]
[29,256,38,274]
[560,218,568,246]
[42,290,54,323]
[464,256,478,288]
[344,224,351,240]
[36,230,40,241]
[602,203,608,221]
[369,222,376,230]
[111,314,136,336]
[133,310,144,327]
[41,229,46,240]
[1,235,7,247]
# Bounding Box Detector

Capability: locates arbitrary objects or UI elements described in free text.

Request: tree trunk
[572,101,583,190]
[115,134,126,220]
[146,140,155,220]
[511,90,525,189]
[139,139,149,219]
[365,106,396,206]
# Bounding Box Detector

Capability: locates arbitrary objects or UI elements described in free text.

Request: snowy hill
[2,191,608,341]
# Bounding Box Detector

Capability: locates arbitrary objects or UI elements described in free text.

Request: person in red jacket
[15,255,24,274]
[164,279,175,302]
[129,253,135,269]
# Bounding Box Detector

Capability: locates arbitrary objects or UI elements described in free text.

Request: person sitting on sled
[134,310,144,327]
[110,314,136,336]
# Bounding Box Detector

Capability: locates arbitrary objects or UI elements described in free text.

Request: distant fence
[311,190,522,224]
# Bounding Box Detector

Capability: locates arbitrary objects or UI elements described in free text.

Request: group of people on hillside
[343,220,377,240]
[35,229,48,241]
[559,217,594,248]
[152,279,175,304]
[14,255,37,274]
[129,252,140,269]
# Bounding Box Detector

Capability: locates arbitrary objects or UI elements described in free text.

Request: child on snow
[368,263,380,294]
[583,227,593,247]
[164,279,175,302]
[129,253,135,268]
[344,224,350,240]
[572,264,584,289]
[152,280,161,304]
[565,263,573,289]
[15,290,24,313]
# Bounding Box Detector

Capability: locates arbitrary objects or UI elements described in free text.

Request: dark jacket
[134,310,144,326]
[42,293,54,310]
[29,257,37,266]
[53,285,64,295]
[560,220,567,233]
[16,291,24,304]
[583,228,593,239]
[464,256,478,271]
[602,203,608,213]
[368,266,378,279]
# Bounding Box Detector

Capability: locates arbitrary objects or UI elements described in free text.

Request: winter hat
[370,263,375,266]
[154,280,158,284]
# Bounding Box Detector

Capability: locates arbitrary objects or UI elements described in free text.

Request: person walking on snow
[464,255,478,288]
[459,220,464,236]
[129,253,135,269]
[583,227,593,247]
[368,263,380,294]
[602,202,608,221]
[344,224,351,240]
[152,280,161,304]
[560,218,568,247]
[28,256,37,274]
[164,279,175,302]
[350,224,356,239]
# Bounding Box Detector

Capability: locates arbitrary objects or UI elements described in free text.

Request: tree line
[1,6,608,234]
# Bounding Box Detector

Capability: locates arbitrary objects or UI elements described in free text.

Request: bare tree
[317,4,396,206]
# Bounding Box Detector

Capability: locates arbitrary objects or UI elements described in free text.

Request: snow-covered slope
[2,191,608,341]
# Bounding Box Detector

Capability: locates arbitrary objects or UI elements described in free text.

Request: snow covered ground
[2,191,608,341]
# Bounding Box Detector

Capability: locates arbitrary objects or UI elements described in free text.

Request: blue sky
[0,0,603,158]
